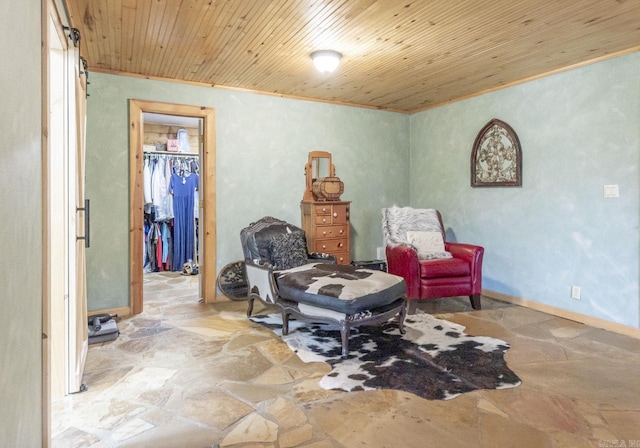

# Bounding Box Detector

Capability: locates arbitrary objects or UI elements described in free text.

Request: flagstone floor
[51,271,640,448]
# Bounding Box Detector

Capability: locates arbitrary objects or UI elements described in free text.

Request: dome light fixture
[310,50,342,74]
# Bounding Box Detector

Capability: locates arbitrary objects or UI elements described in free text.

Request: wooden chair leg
[407,299,418,315]
[398,300,407,334]
[469,294,482,310]
[281,311,290,335]
[246,297,254,317]
[340,320,350,358]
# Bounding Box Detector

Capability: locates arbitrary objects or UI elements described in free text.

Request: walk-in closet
[142,113,203,275]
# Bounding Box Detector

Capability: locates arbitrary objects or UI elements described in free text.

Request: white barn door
[46,4,88,399]
[66,38,88,395]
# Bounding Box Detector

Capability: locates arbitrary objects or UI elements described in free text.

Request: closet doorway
[129,100,216,313]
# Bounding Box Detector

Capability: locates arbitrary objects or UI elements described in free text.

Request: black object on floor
[351,259,387,272]
[88,314,119,344]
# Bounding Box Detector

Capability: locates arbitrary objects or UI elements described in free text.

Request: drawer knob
[322,208,327,212]
[322,231,327,236]
[333,212,338,218]
[339,229,343,234]
[322,244,326,249]
[338,242,343,248]
[322,218,326,223]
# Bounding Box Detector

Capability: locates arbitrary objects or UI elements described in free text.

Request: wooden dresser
[301,200,351,264]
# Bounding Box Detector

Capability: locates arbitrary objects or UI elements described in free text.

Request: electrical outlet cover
[571,285,581,300]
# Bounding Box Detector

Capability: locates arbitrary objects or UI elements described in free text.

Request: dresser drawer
[315,238,348,254]
[333,251,350,265]
[314,204,349,224]
[315,214,333,225]
[316,224,348,239]
[315,205,332,215]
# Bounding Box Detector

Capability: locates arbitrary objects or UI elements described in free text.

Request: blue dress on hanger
[170,171,199,271]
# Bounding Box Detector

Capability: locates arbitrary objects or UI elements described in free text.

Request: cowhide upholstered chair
[240,216,407,357]
[382,206,484,313]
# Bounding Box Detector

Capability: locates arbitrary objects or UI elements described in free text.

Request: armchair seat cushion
[422,276,472,287]
[419,257,470,279]
[276,263,406,315]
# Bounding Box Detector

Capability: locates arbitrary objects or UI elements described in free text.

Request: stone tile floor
[51,272,640,447]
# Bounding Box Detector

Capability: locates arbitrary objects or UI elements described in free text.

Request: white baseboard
[483,289,640,340]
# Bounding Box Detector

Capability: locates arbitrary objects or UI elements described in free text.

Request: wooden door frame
[129,99,216,314]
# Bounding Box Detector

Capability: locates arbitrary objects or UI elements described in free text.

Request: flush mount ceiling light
[310,50,342,74]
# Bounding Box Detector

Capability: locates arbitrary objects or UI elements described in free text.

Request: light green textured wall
[85,74,410,311]
[0,0,43,446]
[86,54,640,330]
[410,52,640,328]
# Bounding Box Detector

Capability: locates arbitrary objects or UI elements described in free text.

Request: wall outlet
[571,285,581,300]
[603,184,619,198]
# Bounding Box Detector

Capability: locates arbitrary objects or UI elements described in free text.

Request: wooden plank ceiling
[65,0,640,113]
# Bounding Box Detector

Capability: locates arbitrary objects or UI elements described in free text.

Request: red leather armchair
[382,207,484,313]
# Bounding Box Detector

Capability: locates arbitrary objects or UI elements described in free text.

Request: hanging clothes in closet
[143,152,199,272]
[170,159,199,271]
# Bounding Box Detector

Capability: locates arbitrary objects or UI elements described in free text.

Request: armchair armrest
[445,242,483,264]
[244,260,280,308]
[252,257,274,269]
[385,245,421,299]
[445,243,484,294]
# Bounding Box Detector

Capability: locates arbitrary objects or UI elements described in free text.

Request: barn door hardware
[76,199,90,248]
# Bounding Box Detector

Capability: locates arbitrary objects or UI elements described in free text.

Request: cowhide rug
[251,312,521,400]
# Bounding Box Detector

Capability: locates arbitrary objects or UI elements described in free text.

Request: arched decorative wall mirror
[471,118,522,187]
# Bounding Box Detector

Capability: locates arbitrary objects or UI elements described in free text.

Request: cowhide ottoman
[244,261,407,357]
